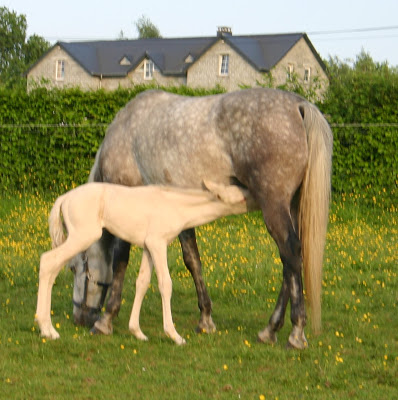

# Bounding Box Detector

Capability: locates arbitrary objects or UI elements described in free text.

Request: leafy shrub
[0,85,224,193]
[0,73,396,205]
[319,53,398,205]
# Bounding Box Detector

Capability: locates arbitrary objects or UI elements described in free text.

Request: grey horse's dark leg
[179,229,216,333]
[258,277,290,344]
[92,239,131,335]
[257,200,307,349]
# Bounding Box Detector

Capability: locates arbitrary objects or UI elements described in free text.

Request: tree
[25,34,50,67]
[0,7,49,88]
[117,30,126,40]
[322,51,398,123]
[0,7,26,86]
[135,15,161,39]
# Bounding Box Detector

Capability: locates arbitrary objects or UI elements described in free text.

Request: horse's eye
[70,265,76,274]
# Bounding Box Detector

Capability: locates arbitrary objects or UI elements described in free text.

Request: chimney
[217,26,232,37]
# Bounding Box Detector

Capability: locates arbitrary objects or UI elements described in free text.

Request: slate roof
[30,33,325,78]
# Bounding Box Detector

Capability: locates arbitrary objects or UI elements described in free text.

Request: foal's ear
[203,180,246,204]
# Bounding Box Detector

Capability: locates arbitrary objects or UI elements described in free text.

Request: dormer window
[144,59,155,80]
[185,54,194,63]
[120,56,131,66]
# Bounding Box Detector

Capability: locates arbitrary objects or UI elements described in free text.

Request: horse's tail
[48,194,67,249]
[299,102,333,334]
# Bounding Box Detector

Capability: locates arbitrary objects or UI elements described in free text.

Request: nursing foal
[36,181,252,344]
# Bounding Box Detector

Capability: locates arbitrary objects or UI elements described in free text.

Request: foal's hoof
[40,327,60,340]
[257,326,277,345]
[130,327,149,342]
[196,315,216,334]
[174,336,187,346]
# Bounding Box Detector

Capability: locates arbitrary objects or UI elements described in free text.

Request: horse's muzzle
[73,307,100,327]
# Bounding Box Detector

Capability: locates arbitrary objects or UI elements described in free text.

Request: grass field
[0,192,397,399]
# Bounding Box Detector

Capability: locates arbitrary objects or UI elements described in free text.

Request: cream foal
[36,181,251,344]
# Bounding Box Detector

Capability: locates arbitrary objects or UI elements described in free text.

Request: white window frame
[287,64,294,80]
[144,59,155,80]
[56,60,65,81]
[219,54,229,76]
[304,67,311,83]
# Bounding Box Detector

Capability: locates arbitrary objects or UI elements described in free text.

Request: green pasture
[0,192,397,399]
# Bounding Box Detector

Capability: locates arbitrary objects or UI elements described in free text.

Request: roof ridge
[29,32,324,78]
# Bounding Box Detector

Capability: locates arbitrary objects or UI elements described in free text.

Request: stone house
[26,27,328,93]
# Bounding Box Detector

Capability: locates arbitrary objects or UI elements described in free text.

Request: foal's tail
[48,194,67,249]
[299,102,333,334]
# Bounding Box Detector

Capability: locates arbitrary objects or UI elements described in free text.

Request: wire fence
[1,123,397,201]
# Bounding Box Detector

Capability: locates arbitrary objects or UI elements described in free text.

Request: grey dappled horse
[72,88,332,349]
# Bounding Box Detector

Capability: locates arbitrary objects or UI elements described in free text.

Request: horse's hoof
[257,326,277,345]
[174,336,186,346]
[37,321,60,340]
[92,319,113,335]
[90,326,103,335]
[41,329,60,340]
[286,333,308,350]
[130,328,149,342]
[137,334,149,342]
[286,326,308,350]
[196,316,216,334]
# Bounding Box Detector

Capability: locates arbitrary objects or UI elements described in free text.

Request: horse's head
[70,238,113,327]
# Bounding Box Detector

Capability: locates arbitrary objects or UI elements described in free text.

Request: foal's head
[70,238,113,327]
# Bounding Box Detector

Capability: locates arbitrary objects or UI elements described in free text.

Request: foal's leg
[179,229,216,333]
[146,239,186,345]
[37,234,100,339]
[36,249,66,339]
[257,199,307,350]
[129,249,153,341]
[92,238,130,335]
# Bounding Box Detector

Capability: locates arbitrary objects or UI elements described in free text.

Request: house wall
[27,47,185,91]
[126,60,186,87]
[27,38,328,93]
[27,46,99,91]
[187,38,328,93]
[187,40,263,91]
[271,37,329,93]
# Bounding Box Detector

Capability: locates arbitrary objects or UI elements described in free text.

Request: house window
[287,64,294,80]
[56,60,65,80]
[304,67,311,83]
[185,54,194,63]
[219,54,229,76]
[120,56,131,66]
[144,60,155,80]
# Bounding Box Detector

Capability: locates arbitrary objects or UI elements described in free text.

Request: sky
[3,0,398,67]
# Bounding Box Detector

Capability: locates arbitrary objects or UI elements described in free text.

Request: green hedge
[0,85,224,193]
[330,124,397,206]
[0,84,396,205]
[319,68,398,206]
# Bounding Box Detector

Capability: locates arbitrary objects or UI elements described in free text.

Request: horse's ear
[203,180,245,204]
